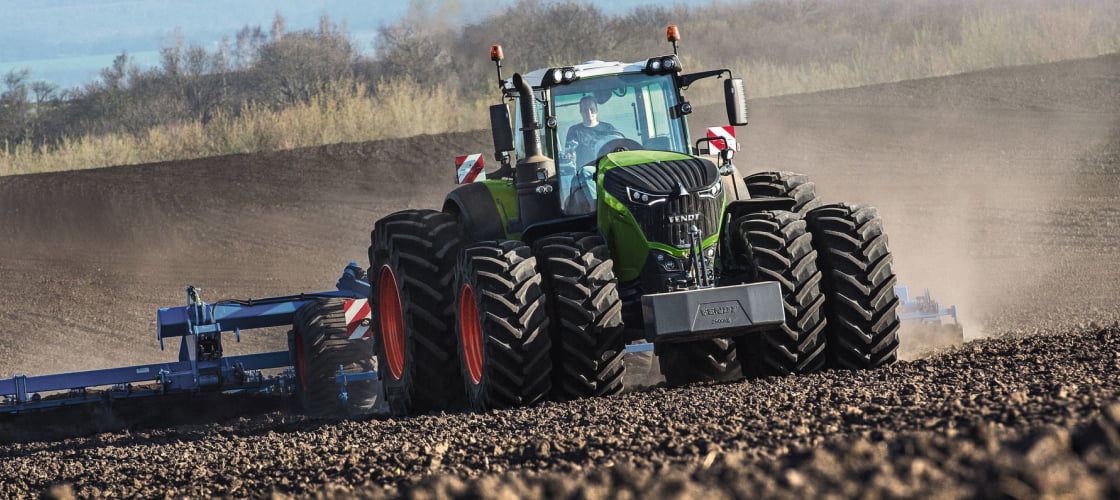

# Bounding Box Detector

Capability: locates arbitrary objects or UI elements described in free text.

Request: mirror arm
[680,69,733,88]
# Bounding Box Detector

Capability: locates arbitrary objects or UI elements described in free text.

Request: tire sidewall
[454,250,491,409]
[372,263,417,415]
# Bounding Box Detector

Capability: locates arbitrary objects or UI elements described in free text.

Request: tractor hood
[595,150,727,283]
[600,153,721,198]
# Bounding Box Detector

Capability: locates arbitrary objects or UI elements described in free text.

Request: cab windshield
[550,72,687,214]
[552,73,686,164]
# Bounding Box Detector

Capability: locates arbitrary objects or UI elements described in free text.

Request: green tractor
[368,27,900,414]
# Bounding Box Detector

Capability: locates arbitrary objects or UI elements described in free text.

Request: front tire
[730,210,828,377]
[534,232,625,401]
[806,203,901,369]
[369,210,465,414]
[455,240,552,410]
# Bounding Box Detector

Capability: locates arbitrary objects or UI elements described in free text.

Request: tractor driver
[562,96,621,214]
[564,96,620,168]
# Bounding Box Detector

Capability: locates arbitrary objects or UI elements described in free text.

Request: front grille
[603,158,723,247]
[629,193,722,247]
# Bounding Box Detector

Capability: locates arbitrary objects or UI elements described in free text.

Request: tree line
[3,0,1118,155]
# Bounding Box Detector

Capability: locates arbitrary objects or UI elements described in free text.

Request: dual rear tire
[370,213,625,413]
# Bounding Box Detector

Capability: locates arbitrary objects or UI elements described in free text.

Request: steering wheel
[596,137,644,158]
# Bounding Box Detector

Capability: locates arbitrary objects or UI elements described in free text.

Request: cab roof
[503,59,651,90]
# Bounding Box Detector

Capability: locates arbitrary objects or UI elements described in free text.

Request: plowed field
[1,54,1118,498]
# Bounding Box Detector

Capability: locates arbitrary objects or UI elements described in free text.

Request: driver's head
[579,96,598,125]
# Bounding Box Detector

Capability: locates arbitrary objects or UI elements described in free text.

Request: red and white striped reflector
[344,298,372,340]
[706,126,738,153]
[455,154,486,184]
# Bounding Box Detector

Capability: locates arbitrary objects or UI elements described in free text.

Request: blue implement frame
[0,264,371,415]
[895,285,959,325]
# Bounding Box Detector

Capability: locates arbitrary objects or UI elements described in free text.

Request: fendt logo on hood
[668,213,701,223]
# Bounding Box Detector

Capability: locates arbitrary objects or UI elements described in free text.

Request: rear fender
[444,182,509,241]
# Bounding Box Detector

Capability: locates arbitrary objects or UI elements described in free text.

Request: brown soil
[1,53,1119,498]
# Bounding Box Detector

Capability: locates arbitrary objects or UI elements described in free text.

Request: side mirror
[724,78,749,126]
[490,103,514,157]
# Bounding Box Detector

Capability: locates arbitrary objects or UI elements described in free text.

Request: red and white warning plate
[706,126,738,153]
[455,154,486,184]
[344,298,372,340]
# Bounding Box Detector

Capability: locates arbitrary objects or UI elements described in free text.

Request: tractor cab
[447,27,748,243]
[506,63,693,214]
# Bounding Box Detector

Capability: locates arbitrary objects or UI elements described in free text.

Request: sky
[0,0,677,91]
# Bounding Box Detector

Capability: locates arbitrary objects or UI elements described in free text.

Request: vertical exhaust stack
[511,73,559,227]
[513,73,549,165]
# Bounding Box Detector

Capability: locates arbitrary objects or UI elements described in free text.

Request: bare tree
[161,28,185,79]
[30,81,57,105]
[271,11,286,41]
[235,25,267,68]
[257,15,355,104]
[101,52,131,91]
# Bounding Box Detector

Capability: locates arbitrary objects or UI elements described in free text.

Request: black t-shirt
[565,121,619,166]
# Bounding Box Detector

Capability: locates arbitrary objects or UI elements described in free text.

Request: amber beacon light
[666,25,680,54]
[489,45,505,91]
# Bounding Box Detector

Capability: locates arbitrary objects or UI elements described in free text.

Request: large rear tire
[369,210,466,415]
[455,240,552,410]
[805,203,901,369]
[290,298,378,417]
[534,232,625,401]
[730,210,828,377]
[744,171,820,216]
[656,338,741,387]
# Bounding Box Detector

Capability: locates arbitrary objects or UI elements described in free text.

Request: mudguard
[444,182,507,241]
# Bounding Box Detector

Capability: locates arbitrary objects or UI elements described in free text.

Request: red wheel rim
[378,265,406,380]
[293,330,308,391]
[459,284,484,385]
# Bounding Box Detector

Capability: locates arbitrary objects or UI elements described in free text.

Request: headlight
[698,179,722,199]
[544,67,579,86]
[644,55,683,75]
[626,186,668,206]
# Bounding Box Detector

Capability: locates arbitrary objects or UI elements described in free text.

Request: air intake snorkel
[511,73,559,228]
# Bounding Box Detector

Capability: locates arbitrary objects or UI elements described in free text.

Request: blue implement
[1,264,371,415]
[895,285,960,326]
